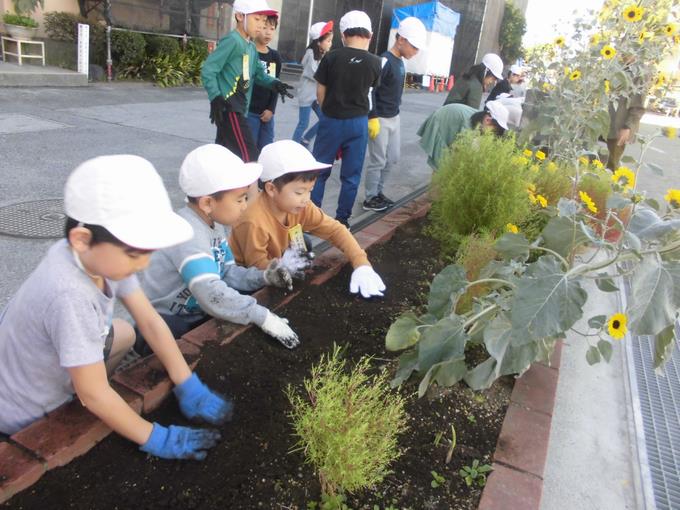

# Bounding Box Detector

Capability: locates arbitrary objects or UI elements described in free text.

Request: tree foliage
[499,0,526,64]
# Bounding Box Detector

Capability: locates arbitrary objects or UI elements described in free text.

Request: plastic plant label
[288,224,307,252]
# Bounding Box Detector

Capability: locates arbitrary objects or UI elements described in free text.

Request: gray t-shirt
[0,240,139,434]
[140,207,268,327]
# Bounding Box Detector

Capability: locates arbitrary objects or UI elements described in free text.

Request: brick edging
[477,340,564,510]
[0,192,432,504]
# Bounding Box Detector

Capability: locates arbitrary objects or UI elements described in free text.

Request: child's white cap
[64,155,193,250]
[309,20,334,41]
[258,140,331,182]
[397,17,427,49]
[339,10,372,34]
[509,64,524,75]
[485,100,510,130]
[179,144,263,197]
[233,0,277,16]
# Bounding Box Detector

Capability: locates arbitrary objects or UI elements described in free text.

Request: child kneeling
[230,140,386,298]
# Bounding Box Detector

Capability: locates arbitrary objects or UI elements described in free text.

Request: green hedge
[111,29,146,68]
[43,12,106,66]
[144,34,179,58]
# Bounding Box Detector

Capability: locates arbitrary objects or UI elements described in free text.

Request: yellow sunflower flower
[607,313,628,340]
[564,66,571,76]
[675,35,680,45]
[663,126,677,139]
[523,149,533,157]
[638,31,654,43]
[547,161,558,172]
[527,183,536,194]
[535,150,546,161]
[665,189,680,207]
[612,166,636,190]
[506,223,519,234]
[579,191,598,213]
[569,70,582,81]
[604,79,611,94]
[665,23,677,36]
[579,156,590,166]
[622,5,643,22]
[554,36,565,47]
[655,72,668,87]
[590,33,602,46]
[541,81,554,92]
[592,159,604,169]
[536,194,548,208]
[600,45,616,59]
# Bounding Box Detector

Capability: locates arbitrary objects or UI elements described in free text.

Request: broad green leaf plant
[387,0,680,393]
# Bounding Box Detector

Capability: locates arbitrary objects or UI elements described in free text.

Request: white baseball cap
[339,10,372,34]
[258,140,331,182]
[64,155,193,250]
[509,64,524,75]
[309,20,333,41]
[232,0,277,16]
[481,53,504,79]
[397,17,427,49]
[179,144,262,197]
[485,100,510,130]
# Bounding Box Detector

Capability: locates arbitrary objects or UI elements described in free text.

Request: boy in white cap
[363,16,427,212]
[0,155,230,461]
[201,0,294,162]
[230,140,386,299]
[139,144,302,351]
[310,10,383,228]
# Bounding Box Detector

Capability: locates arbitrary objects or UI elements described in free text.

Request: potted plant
[3,12,39,39]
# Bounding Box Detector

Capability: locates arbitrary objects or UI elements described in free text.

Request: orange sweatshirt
[230,193,370,270]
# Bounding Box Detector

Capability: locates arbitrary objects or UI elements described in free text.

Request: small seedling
[430,470,446,488]
[445,424,457,464]
[433,430,444,447]
[474,394,486,404]
[466,413,477,424]
[459,459,492,488]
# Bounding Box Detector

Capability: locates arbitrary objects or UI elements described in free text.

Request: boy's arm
[222,263,266,292]
[201,37,236,100]
[265,50,282,114]
[304,205,369,268]
[317,83,327,107]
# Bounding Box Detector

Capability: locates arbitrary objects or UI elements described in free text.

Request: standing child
[310,10,382,228]
[0,155,230,461]
[291,20,333,148]
[230,140,386,299]
[139,144,304,351]
[246,14,282,156]
[201,0,293,162]
[363,16,426,212]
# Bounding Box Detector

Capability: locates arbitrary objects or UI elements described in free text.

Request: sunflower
[569,70,582,81]
[612,166,636,190]
[622,5,643,22]
[638,31,654,43]
[665,23,678,36]
[663,126,677,139]
[578,155,590,166]
[607,313,628,340]
[523,149,533,157]
[604,79,611,94]
[547,161,558,172]
[541,81,554,92]
[600,45,616,59]
[527,183,536,194]
[579,190,598,213]
[675,35,680,46]
[564,66,571,76]
[665,189,680,208]
[506,223,519,234]
[535,150,546,161]
[655,72,668,87]
[554,36,565,47]
[592,159,604,169]
[536,194,548,208]
[590,33,602,46]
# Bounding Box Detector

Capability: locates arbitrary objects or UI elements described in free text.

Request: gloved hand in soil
[263,258,294,291]
[279,247,314,280]
[174,373,234,425]
[272,80,295,103]
[140,422,221,461]
[260,311,300,349]
[350,265,386,299]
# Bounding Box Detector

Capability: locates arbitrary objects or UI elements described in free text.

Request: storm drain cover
[0,199,65,239]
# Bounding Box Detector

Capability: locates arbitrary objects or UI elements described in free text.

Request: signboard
[77,23,89,76]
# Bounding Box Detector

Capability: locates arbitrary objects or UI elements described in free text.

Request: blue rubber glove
[139,422,220,460]
[174,373,234,425]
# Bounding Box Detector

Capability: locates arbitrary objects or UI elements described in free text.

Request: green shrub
[186,37,208,60]
[111,29,146,69]
[3,12,38,27]
[43,12,106,66]
[286,346,407,497]
[145,34,180,57]
[428,130,532,255]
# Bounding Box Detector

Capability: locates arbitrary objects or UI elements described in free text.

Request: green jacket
[201,30,277,113]
[443,76,483,109]
[417,103,477,169]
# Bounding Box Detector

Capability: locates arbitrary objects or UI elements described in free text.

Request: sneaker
[378,192,395,206]
[362,195,389,212]
[335,217,350,229]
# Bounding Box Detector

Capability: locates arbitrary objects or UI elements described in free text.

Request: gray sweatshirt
[140,207,268,326]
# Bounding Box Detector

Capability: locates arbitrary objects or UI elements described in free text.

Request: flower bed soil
[3,217,512,510]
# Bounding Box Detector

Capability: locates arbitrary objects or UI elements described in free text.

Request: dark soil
[4,217,512,510]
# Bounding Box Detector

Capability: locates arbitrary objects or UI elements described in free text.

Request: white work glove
[263,258,293,291]
[260,311,300,349]
[279,247,314,280]
[349,265,386,298]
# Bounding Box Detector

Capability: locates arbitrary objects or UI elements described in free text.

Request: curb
[0,193,431,504]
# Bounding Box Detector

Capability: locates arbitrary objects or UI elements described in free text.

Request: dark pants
[215,110,258,162]
[134,313,210,357]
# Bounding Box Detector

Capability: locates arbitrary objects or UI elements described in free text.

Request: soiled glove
[264,258,294,291]
[350,265,386,298]
[140,422,221,461]
[260,311,300,349]
[368,117,381,140]
[209,96,228,125]
[279,247,314,279]
[174,373,234,425]
[273,80,295,103]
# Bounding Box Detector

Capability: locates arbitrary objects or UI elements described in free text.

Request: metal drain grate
[0,199,66,239]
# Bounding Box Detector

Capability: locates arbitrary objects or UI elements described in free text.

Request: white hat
[397,17,427,49]
[179,144,262,197]
[509,64,524,75]
[485,100,509,130]
[309,20,334,41]
[258,140,331,182]
[232,0,277,16]
[481,53,504,79]
[339,10,372,34]
[64,155,193,250]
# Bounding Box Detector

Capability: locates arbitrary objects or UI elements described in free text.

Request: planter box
[3,24,38,40]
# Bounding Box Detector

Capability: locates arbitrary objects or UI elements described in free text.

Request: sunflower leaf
[654,325,676,371]
[586,345,601,365]
[597,339,613,363]
[588,314,607,329]
[628,255,676,336]
[595,275,619,292]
